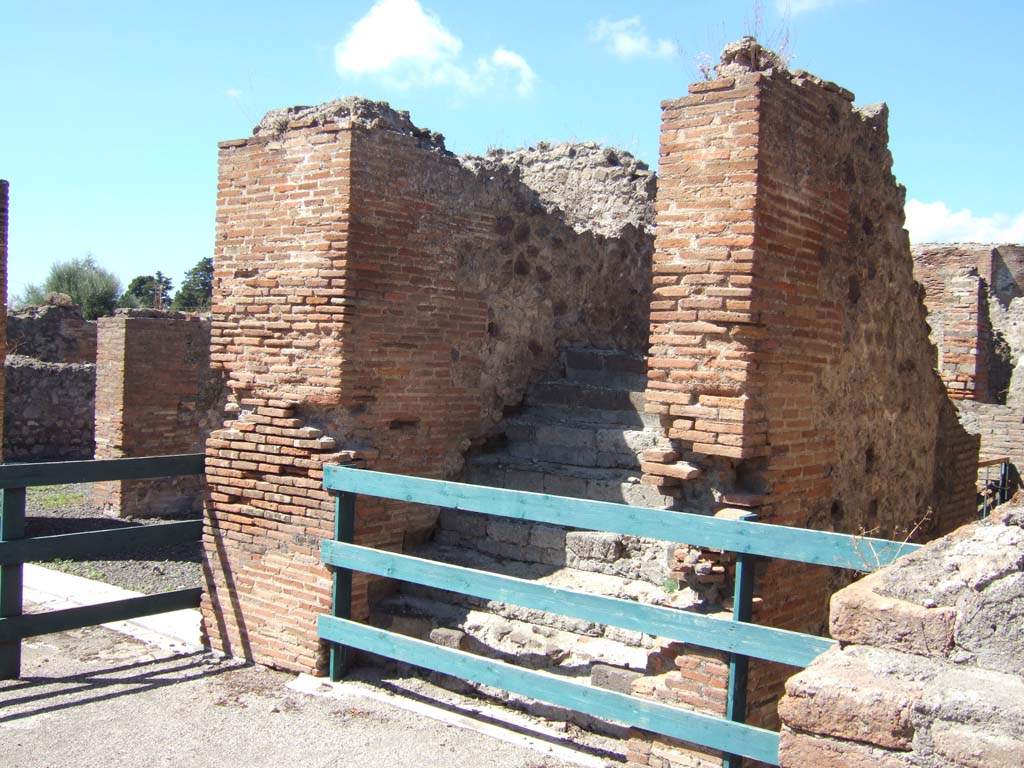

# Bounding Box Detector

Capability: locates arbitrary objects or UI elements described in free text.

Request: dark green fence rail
[320,466,921,767]
[0,453,205,679]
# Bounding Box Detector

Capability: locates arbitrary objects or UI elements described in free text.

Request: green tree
[119,271,173,309]
[15,255,122,320]
[13,284,47,307]
[171,257,214,311]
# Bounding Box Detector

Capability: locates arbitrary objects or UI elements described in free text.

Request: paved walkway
[2,567,622,768]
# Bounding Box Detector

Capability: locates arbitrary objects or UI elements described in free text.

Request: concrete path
[2,567,623,768]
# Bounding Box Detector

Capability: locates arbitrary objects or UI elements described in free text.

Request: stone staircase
[371,347,704,692]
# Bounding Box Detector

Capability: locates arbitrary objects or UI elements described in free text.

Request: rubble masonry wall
[3,302,97,461]
[202,99,653,672]
[3,356,94,462]
[6,302,97,363]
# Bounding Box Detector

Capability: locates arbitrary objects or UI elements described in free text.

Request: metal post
[983,463,992,518]
[0,487,27,679]
[723,549,755,768]
[329,490,355,682]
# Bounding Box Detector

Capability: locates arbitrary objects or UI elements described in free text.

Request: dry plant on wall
[851,507,934,575]
[747,0,794,69]
[694,0,794,80]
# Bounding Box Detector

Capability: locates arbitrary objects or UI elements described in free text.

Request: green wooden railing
[319,465,921,767]
[0,453,206,679]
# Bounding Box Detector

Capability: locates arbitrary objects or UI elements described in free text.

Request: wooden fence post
[0,487,27,679]
[329,490,356,682]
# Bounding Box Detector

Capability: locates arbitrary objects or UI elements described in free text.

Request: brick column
[93,310,214,517]
[630,38,979,767]
[643,75,766,464]
[0,180,8,459]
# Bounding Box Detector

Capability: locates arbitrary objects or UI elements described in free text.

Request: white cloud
[777,0,840,15]
[334,0,535,97]
[590,17,679,60]
[226,87,242,101]
[491,48,537,97]
[905,199,1024,244]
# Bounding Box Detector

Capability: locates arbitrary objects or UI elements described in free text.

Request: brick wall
[0,179,8,459]
[956,400,1024,470]
[913,243,1024,404]
[203,98,653,672]
[631,39,978,768]
[912,246,993,400]
[94,310,220,517]
[912,243,1024,497]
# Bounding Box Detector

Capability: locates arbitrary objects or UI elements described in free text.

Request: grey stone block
[566,532,623,563]
[488,519,531,546]
[534,445,598,466]
[505,468,545,492]
[429,627,467,650]
[542,472,589,499]
[529,523,567,550]
[591,664,644,694]
[535,424,595,449]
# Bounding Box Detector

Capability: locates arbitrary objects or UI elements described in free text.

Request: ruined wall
[203,98,653,672]
[778,502,1024,767]
[956,400,1024,473]
[94,310,220,517]
[6,301,97,362]
[631,39,978,767]
[912,243,1024,496]
[912,244,1021,402]
[3,300,97,462]
[3,357,94,461]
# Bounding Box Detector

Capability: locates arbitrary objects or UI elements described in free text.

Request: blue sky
[2,0,1022,302]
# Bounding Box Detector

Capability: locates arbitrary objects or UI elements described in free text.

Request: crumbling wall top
[465,141,655,238]
[254,96,449,152]
[714,36,858,104]
[716,35,788,77]
[109,307,201,321]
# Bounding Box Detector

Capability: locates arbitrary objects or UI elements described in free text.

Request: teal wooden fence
[0,453,205,679]
[320,465,921,767]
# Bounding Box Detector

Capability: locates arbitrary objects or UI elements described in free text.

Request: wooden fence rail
[320,465,921,767]
[0,453,206,678]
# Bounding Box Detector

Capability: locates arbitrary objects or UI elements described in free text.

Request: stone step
[464,453,673,508]
[503,418,660,469]
[561,348,648,392]
[370,542,704,676]
[526,381,647,413]
[434,510,676,583]
[511,403,661,430]
[564,368,649,391]
[370,589,656,677]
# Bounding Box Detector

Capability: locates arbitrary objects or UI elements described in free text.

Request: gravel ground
[17,485,627,765]
[25,483,201,595]
[0,623,621,768]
